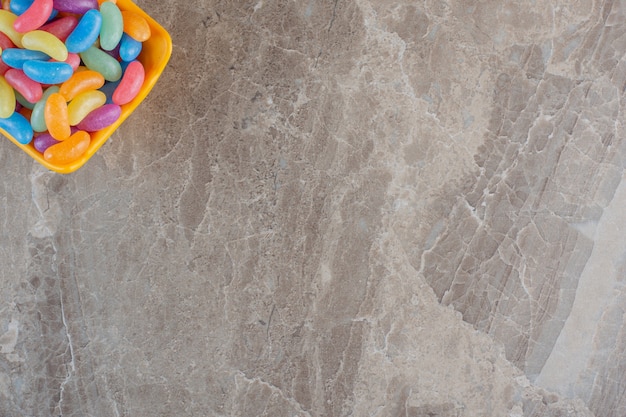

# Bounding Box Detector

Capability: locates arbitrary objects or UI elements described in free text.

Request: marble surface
[1,0,626,415]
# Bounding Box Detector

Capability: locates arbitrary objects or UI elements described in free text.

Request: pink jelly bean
[76,103,120,131]
[4,68,42,102]
[112,61,144,105]
[13,0,53,33]
[0,31,14,49]
[61,52,80,71]
[39,15,78,42]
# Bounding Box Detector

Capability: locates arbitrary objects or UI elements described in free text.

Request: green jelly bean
[79,46,122,82]
[31,86,59,133]
[99,1,123,51]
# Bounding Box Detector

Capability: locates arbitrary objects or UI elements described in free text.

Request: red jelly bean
[0,32,15,75]
[39,15,78,41]
[112,60,144,105]
[13,0,53,33]
[4,68,42,103]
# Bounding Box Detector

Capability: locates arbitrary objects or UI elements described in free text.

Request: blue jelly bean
[23,61,73,84]
[1,48,49,69]
[65,9,101,53]
[0,112,33,144]
[9,0,33,15]
[119,33,142,62]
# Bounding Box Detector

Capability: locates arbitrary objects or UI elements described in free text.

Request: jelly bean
[99,1,122,51]
[44,92,70,140]
[65,9,101,53]
[23,60,73,84]
[80,45,121,81]
[13,0,53,33]
[67,89,105,125]
[119,33,141,62]
[43,129,90,164]
[1,48,49,69]
[22,30,67,61]
[0,111,32,144]
[77,103,119,131]
[113,60,144,105]
[0,10,24,47]
[33,132,60,152]
[121,10,150,42]
[4,68,41,102]
[0,74,14,117]
[59,69,104,100]
[52,0,99,14]
[14,90,34,109]
[31,85,58,132]
[39,15,77,42]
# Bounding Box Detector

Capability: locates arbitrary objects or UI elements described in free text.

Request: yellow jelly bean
[67,90,106,126]
[0,10,23,48]
[0,75,15,118]
[21,30,68,62]
[44,92,70,140]
[43,130,90,165]
[59,70,104,101]
[121,10,150,42]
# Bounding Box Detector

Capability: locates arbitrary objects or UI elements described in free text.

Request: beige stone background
[2,0,626,415]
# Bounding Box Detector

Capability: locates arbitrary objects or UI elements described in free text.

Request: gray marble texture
[1,0,626,416]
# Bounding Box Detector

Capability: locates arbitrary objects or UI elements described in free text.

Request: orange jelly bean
[59,69,105,100]
[121,10,150,42]
[44,92,70,140]
[43,129,90,165]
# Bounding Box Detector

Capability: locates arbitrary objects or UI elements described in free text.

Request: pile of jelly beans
[0,0,150,165]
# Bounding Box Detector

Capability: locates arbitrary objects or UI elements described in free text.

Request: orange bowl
[1,0,172,173]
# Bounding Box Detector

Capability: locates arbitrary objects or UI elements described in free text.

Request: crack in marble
[235,372,313,416]
[56,287,76,417]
